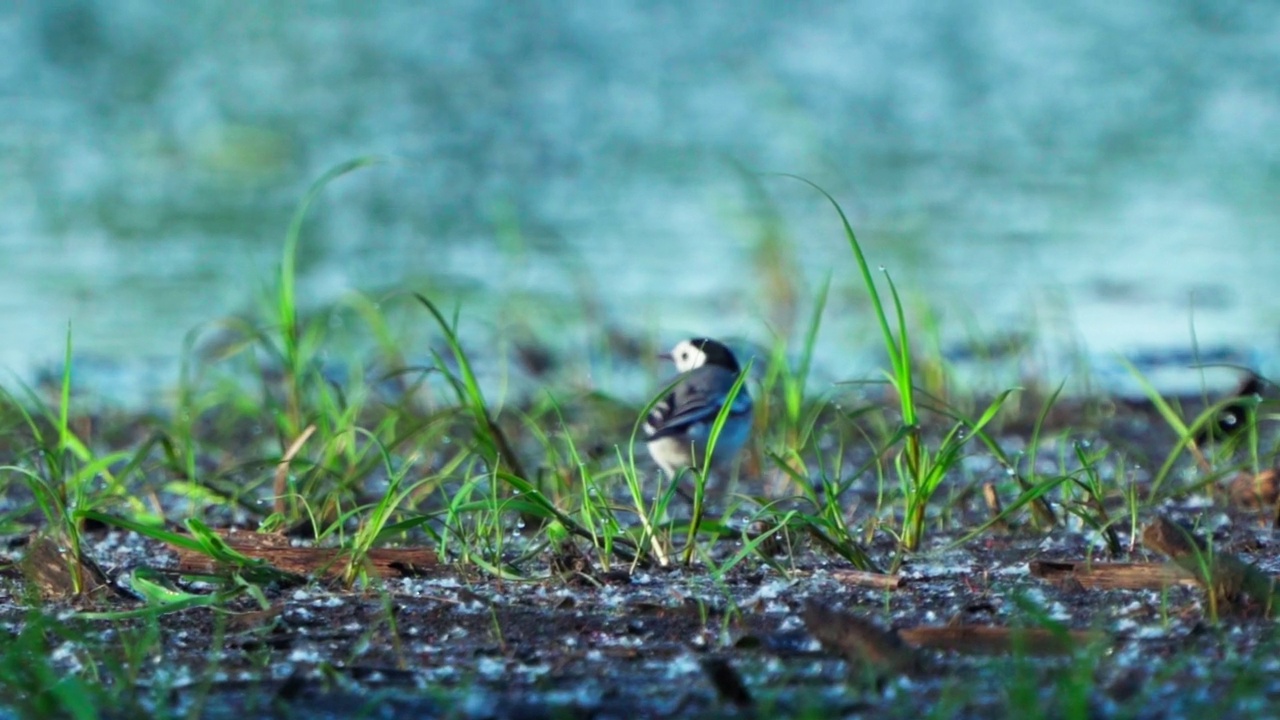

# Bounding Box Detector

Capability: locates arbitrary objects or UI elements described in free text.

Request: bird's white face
[668,339,708,372]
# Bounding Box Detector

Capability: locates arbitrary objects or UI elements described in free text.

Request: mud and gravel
[2,387,1279,719]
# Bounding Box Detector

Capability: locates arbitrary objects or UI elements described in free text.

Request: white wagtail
[643,337,753,483]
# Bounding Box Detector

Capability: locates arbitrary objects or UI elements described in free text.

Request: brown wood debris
[168,528,439,581]
[1029,559,1198,590]
[982,481,1009,531]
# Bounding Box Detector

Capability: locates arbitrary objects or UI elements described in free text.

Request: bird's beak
[657,352,672,360]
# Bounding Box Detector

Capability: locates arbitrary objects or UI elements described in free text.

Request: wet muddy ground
[3,391,1280,719]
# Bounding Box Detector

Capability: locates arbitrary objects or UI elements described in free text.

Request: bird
[643,337,753,486]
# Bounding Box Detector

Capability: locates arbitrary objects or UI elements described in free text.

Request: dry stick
[828,568,903,590]
[643,528,670,569]
[1141,515,1276,614]
[1029,559,1198,591]
[274,424,317,516]
[982,482,1009,531]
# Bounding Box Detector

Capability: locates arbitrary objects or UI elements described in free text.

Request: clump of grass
[1,328,141,595]
[415,294,527,482]
[418,292,653,568]
[759,276,832,465]
[789,176,1016,556]
[274,158,388,439]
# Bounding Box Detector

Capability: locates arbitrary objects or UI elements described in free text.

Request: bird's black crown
[688,337,740,372]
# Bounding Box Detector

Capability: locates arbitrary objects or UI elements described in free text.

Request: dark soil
[3,389,1280,719]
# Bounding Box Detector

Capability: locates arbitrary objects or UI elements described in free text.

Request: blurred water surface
[2,1,1278,404]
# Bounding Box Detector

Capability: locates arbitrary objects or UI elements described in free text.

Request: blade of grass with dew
[1120,357,1219,500]
[75,570,244,620]
[340,429,436,585]
[709,510,797,581]
[551,407,626,570]
[777,175,903,389]
[901,387,1019,549]
[782,276,831,431]
[1147,396,1260,503]
[79,510,206,553]
[277,156,387,432]
[780,175,936,551]
[415,293,528,481]
[623,369,714,565]
[616,445,673,568]
[952,473,1074,546]
[681,358,753,565]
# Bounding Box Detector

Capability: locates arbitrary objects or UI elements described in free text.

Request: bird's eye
[679,351,688,361]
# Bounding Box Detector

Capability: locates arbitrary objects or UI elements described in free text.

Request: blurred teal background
[2,1,1277,402]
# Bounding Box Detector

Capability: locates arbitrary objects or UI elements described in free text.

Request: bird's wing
[644,393,720,439]
[644,369,750,440]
